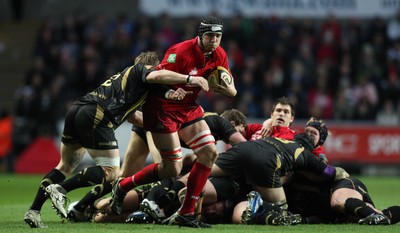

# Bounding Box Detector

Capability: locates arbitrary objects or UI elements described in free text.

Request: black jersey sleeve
[138,64,174,99]
[139,65,155,83]
[297,150,328,176]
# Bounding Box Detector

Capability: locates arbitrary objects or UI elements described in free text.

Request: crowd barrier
[13,122,400,174]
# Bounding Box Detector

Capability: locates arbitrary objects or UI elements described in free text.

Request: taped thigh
[186,129,215,153]
[159,147,183,162]
[93,156,120,167]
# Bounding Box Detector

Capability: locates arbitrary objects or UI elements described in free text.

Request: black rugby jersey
[254,137,327,176]
[76,64,159,128]
[203,112,237,144]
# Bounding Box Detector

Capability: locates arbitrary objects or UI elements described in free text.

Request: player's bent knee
[55,162,76,176]
[102,166,119,181]
[195,144,218,165]
[159,161,182,178]
[93,156,120,181]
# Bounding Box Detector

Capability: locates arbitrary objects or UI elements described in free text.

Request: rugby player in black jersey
[242,119,399,226]
[211,133,349,225]
[24,51,209,228]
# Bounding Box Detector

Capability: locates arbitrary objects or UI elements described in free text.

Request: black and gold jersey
[215,137,329,188]
[255,137,326,176]
[76,64,155,128]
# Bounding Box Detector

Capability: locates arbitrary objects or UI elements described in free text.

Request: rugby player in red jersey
[110,16,236,228]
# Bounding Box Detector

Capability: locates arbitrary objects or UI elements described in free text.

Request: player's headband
[199,23,223,35]
[198,16,223,37]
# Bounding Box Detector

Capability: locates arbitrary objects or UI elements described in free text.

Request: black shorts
[215,141,280,188]
[61,103,118,150]
[131,125,147,144]
[331,177,374,206]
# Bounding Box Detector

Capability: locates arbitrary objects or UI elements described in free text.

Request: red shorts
[142,98,204,133]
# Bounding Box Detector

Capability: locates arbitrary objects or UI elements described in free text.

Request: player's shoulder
[171,38,197,52]
[247,123,262,132]
[204,112,219,117]
[163,38,197,64]
[215,45,228,55]
[204,112,222,125]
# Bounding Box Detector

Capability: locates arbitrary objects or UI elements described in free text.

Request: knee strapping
[186,130,215,153]
[93,156,120,167]
[160,147,182,162]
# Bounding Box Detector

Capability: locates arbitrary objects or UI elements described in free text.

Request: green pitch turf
[1,174,399,233]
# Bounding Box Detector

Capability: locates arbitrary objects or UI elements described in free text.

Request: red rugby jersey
[151,37,229,111]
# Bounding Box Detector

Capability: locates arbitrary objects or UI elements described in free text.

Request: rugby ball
[207,66,233,87]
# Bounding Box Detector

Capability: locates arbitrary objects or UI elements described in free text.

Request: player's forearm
[212,85,237,97]
[147,70,189,84]
[321,165,349,181]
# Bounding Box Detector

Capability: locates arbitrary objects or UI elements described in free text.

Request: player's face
[234,123,246,137]
[270,104,294,127]
[304,126,320,147]
[201,33,222,53]
[201,201,225,223]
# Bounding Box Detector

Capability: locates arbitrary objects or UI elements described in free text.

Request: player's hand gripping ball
[207,66,233,88]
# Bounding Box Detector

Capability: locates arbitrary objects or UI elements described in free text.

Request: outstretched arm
[146,69,209,91]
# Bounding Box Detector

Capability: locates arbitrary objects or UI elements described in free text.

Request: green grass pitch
[1,174,399,233]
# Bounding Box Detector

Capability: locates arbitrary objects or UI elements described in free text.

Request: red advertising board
[294,125,400,164]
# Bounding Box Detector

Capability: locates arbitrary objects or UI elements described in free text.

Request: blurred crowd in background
[13,9,400,140]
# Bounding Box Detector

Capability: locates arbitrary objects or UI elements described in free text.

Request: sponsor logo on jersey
[167,54,176,63]
[189,68,198,75]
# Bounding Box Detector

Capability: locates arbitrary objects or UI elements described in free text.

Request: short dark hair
[271,96,295,117]
[198,16,223,38]
[134,51,160,66]
[220,109,247,129]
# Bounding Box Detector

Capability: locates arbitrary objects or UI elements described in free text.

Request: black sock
[262,202,282,212]
[30,168,66,211]
[344,198,376,218]
[382,206,400,224]
[146,178,173,202]
[157,180,185,208]
[74,180,112,212]
[135,182,160,204]
[60,166,105,192]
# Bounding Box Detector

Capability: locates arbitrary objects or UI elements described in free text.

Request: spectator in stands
[14,10,400,145]
[376,99,399,126]
[387,9,400,42]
